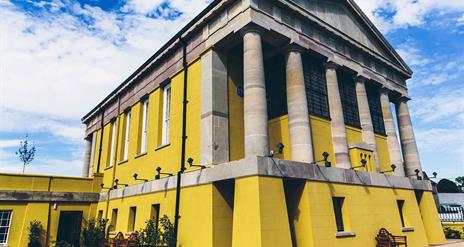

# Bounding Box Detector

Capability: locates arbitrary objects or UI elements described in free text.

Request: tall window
[303,56,330,118]
[140,99,149,154]
[366,84,386,135]
[108,120,116,167]
[128,207,137,232]
[337,71,360,127]
[0,210,12,245]
[123,111,131,161]
[332,197,345,232]
[111,209,118,229]
[162,84,171,145]
[264,55,287,119]
[151,204,160,229]
[397,200,406,227]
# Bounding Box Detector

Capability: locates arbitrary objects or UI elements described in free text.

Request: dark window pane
[337,72,360,127]
[366,84,386,135]
[332,197,345,232]
[397,200,405,227]
[303,56,330,118]
[265,55,287,119]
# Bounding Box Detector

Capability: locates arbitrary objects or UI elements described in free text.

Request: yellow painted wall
[94,59,202,189]
[375,134,392,172]
[228,53,244,161]
[302,181,430,247]
[310,116,335,165]
[443,222,464,238]
[0,174,100,246]
[418,192,447,244]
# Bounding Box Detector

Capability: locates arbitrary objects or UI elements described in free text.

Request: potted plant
[82,218,108,247]
[28,220,43,247]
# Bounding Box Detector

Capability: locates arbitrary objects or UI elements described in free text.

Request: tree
[437,179,461,193]
[15,134,36,174]
[456,176,464,189]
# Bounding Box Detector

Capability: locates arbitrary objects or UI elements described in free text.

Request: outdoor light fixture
[133,173,148,182]
[187,157,206,169]
[155,166,173,180]
[277,143,284,154]
[266,143,285,157]
[380,164,397,174]
[113,179,128,189]
[351,159,367,170]
[322,152,331,167]
[311,151,331,167]
[100,183,112,190]
[415,169,422,180]
[432,172,438,178]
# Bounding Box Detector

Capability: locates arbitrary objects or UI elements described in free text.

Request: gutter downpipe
[106,96,121,219]
[96,109,105,173]
[173,37,188,247]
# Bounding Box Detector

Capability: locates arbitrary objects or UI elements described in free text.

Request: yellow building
[0,0,446,246]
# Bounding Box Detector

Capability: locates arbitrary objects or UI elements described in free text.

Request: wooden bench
[375,228,407,247]
[108,232,138,247]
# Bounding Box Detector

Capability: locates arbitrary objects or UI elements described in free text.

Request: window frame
[366,84,386,135]
[161,84,171,146]
[123,110,131,161]
[303,55,331,119]
[397,200,406,227]
[337,71,361,128]
[0,210,13,246]
[128,206,137,232]
[108,119,117,167]
[140,99,149,154]
[332,197,345,232]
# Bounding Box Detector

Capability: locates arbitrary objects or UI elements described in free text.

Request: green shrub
[136,215,175,247]
[28,220,43,247]
[82,218,108,247]
[444,227,462,239]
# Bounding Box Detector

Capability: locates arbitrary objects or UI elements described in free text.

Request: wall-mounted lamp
[311,151,331,167]
[266,143,285,158]
[380,164,397,174]
[155,167,173,180]
[133,173,148,182]
[415,169,422,180]
[113,179,128,189]
[187,157,206,169]
[100,183,113,190]
[351,159,367,170]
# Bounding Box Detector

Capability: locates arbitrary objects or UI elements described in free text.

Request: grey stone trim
[100,156,433,201]
[200,110,229,119]
[0,190,100,203]
[336,232,356,238]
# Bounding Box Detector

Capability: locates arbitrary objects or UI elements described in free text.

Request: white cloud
[355,0,464,33]
[410,87,464,126]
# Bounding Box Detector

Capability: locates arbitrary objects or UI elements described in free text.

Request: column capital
[397,95,411,103]
[378,87,391,95]
[285,44,305,54]
[354,75,368,83]
[324,60,339,70]
[240,25,265,37]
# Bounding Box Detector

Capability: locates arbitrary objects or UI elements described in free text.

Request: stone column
[380,89,404,176]
[242,27,269,158]
[286,48,313,163]
[355,77,380,171]
[200,49,229,165]
[82,135,92,177]
[396,98,422,176]
[325,61,350,168]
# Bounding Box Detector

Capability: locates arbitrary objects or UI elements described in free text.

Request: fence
[439,206,464,222]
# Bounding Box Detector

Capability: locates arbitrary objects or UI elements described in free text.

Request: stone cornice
[100,157,433,201]
[0,190,100,203]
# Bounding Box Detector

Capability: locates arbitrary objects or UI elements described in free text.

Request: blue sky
[0,0,463,180]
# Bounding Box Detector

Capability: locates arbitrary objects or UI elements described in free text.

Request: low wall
[443,222,464,239]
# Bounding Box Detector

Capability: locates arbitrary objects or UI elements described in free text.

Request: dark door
[56,211,83,247]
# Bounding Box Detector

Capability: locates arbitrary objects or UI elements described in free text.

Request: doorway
[56,211,83,247]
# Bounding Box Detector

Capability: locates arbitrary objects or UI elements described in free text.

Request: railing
[439,206,464,222]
